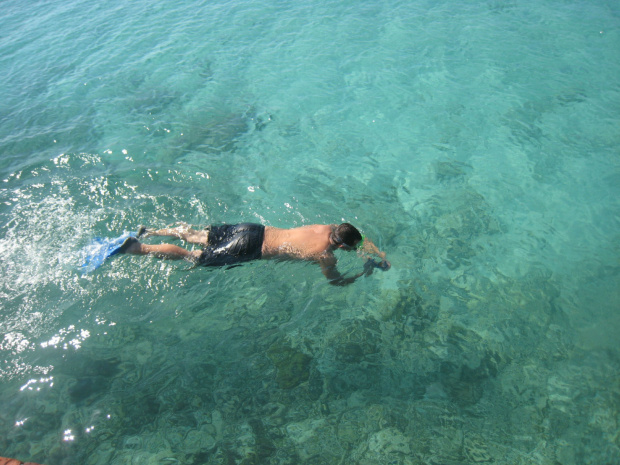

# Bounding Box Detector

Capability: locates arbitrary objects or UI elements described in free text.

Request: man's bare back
[262,224,334,260]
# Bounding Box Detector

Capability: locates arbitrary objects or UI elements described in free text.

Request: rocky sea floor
[3,178,618,465]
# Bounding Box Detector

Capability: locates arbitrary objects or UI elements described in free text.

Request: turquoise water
[1,0,619,463]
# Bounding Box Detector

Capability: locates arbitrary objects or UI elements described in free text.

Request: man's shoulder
[288,223,333,230]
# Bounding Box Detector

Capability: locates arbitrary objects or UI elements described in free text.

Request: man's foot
[136,226,151,238]
[118,237,140,254]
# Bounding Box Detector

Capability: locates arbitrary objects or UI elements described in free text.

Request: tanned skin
[124,223,390,285]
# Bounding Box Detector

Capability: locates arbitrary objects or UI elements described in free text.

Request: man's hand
[364,258,391,273]
[363,258,376,276]
[364,258,392,276]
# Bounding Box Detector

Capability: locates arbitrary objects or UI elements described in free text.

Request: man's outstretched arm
[319,255,373,286]
[360,238,391,270]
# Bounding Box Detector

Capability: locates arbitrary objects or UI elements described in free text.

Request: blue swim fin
[79,232,137,273]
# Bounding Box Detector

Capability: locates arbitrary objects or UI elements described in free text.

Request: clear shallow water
[1,0,619,463]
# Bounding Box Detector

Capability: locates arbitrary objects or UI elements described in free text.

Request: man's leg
[141,224,210,245]
[122,238,202,261]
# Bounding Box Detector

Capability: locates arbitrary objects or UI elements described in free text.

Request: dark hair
[335,223,362,247]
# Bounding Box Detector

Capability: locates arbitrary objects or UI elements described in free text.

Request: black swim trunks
[198,223,265,267]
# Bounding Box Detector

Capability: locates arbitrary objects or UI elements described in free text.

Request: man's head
[333,223,362,249]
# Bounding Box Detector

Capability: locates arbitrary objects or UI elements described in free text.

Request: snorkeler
[118,223,390,286]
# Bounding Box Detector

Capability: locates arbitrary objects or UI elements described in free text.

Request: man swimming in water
[120,223,390,285]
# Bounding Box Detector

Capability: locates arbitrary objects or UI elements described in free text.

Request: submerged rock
[368,427,411,455]
[332,318,381,364]
[68,376,109,402]
[267,343,312,390]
